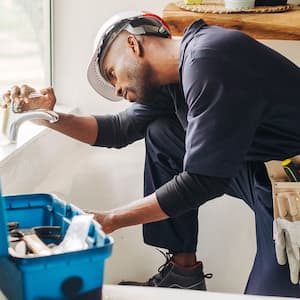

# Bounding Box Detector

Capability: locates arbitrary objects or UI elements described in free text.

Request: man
[3,11,300,297]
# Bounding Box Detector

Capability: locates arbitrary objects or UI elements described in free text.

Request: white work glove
[274,218,300,284]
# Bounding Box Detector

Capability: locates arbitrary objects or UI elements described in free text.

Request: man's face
[102,36,159,105]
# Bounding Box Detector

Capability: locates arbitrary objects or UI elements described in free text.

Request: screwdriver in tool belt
[282,159,300,182]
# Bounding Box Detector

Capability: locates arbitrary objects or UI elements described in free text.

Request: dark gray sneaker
[119,252,212,290]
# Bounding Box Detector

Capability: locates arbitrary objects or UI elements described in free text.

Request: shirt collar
[178,19,207,87]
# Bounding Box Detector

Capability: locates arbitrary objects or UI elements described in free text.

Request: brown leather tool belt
[265,156,300,221]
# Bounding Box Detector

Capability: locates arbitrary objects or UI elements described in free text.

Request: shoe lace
[147,249,213,285]
[147,249,173,285]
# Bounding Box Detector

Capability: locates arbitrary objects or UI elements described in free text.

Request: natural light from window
[0,0,51,142]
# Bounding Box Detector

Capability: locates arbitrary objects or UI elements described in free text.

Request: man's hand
[0,90,11,109]
[84,193,169,234]
[2,84,56,112]
[84,210,117,234]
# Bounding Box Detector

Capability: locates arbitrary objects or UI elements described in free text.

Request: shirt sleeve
[156,171,229,217]
[93,87,176,148]
[182,54,268,178]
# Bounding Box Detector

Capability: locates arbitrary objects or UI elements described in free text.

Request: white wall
[52,0,171,115]
[1,0,300,296]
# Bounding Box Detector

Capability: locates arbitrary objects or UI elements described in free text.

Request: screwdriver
[282,159,300,182]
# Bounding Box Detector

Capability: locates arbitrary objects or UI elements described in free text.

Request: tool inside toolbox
[8,222,62,256]
[7,213,96,257]
[2,194,106,259]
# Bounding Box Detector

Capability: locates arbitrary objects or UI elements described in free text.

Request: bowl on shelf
[224,0,255,9]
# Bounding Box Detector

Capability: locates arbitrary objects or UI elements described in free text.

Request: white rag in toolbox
[52,214,94,254]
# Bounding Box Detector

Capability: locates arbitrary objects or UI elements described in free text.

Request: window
[0,0,52,139]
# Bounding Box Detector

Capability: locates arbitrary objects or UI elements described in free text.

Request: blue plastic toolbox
[0,187,113,300]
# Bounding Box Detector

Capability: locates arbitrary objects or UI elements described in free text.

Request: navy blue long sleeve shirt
[93,20,300,217]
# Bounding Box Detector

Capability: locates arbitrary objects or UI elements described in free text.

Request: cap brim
[87,50,122,102]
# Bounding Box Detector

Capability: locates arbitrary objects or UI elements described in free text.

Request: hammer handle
[23,234,52,255]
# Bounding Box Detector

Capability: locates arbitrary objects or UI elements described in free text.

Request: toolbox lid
[0,183,9,257]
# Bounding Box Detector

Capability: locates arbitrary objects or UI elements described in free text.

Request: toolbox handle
[0,183,9,257]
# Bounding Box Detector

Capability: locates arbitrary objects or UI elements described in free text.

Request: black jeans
[142,117,300,297]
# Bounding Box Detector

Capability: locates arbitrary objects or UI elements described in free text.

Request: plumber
[3,11,300,297]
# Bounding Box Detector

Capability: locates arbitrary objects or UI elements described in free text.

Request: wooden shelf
[163,3,300,40]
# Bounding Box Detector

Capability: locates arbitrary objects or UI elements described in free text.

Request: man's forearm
[90,193,169,233]
[111,193,169,229]
[45,112,98,145]
[88,173,229,233]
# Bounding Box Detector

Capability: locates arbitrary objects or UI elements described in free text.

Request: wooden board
[163,2,300,40]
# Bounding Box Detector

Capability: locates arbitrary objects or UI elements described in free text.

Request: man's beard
[128,61,160,105]
[134,82,160,105]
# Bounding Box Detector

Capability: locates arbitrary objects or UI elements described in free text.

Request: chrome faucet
[8,109,59,143]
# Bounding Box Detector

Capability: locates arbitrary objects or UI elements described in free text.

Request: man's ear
[127,35,143,57]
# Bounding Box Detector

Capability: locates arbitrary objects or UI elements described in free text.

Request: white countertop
[0,284,295,299]
[102,285,292,300]
[0,104,75,166]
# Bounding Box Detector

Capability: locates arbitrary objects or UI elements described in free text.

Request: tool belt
[265,155,300,221]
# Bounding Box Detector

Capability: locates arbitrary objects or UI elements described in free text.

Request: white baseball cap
[87,11,172,102]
